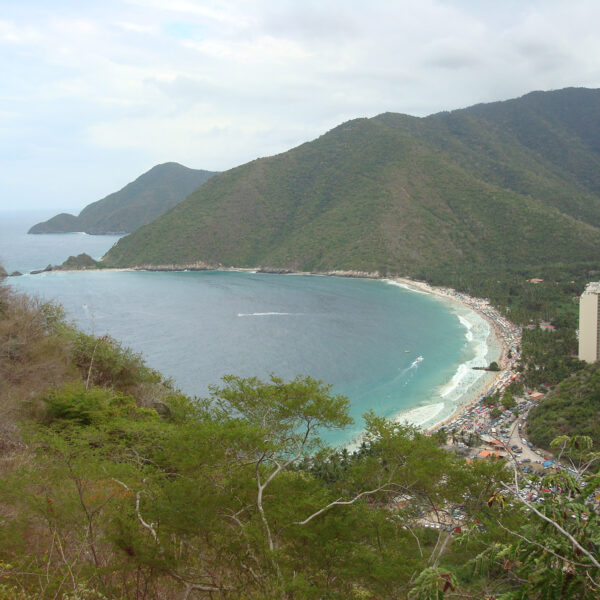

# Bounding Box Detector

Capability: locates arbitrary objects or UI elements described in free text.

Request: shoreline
[389,277,520,432]
[23,263,521,436]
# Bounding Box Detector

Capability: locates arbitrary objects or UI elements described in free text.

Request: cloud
[115,21,156,34]
[0,19,42,44]
[1,0,600,210]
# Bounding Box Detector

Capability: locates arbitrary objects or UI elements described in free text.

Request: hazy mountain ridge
[29,162,217,235]
[102,88,600,273]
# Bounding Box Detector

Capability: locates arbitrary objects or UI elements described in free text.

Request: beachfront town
[427,285,544,467]
[408,285,600,532]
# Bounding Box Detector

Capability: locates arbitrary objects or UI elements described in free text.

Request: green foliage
[212,373,353,449]
[59,253,100,270]
[502,391,516,410]
[104,89,600,274]
[42,383,157,426]
[69,331,162,391]
[408,567,458,600]
[527,364,600,450]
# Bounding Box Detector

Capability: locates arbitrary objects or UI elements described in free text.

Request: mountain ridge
[29,162,217,235]
[102,88,600,274]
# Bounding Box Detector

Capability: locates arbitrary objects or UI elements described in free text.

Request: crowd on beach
[394,279,523,439]
[417,284,559,470]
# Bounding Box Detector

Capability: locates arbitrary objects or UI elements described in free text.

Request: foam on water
[438,311,490,403]
[395,402,445,427]
[384,279,429,294]
[237,312,301,317]
[458,315,474,342]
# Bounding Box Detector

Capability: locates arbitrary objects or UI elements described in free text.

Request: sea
[1,210,500,447]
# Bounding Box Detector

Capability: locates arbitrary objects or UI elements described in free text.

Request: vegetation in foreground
[1,280,599,599]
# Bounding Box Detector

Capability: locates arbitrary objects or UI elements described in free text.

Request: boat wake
[409,355,424,369]
[237,311,300,317]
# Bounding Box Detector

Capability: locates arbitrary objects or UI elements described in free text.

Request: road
[506,417,546,463]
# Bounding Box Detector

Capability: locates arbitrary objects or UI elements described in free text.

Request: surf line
[237,311,302,317]
[385,278,500,431]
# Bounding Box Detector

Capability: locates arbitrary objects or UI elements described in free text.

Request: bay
[2,210,497,446]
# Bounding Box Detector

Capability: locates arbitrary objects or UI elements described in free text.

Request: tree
[490,407,502,419]
[502,391,516,410]
[210,374,353,556]
[480,434,600,599]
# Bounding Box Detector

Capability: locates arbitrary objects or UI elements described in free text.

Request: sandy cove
[389,277,522,433]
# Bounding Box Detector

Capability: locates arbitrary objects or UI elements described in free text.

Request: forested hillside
[104,88,600,274]
[527,363,600,449]
[29,163,217,235]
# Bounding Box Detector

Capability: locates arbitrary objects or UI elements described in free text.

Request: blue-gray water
[1,211,497,446]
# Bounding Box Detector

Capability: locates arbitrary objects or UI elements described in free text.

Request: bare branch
[182,583,222,599]
[495,520,594,569]
[586,571,600,591]
[431,531,453,568]
[85,335,108,390]
[112,478,162,549]
[292,484,399,527]
[404,522,424,558]
[54,530,76,590]
[500,480,600,569]
[135,490,160,546]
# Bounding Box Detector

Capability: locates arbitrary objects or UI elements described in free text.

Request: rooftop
[583,282,600,295]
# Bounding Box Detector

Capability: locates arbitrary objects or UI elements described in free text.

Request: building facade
[579,282,600,363]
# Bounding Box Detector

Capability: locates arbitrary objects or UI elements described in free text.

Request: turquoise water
[2,211,497,446]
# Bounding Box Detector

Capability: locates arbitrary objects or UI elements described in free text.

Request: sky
[1,0,599,212]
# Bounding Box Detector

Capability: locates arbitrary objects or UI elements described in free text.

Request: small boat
[405,349,410,353]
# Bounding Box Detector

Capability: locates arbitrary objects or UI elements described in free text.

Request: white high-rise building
[579,282,600,363]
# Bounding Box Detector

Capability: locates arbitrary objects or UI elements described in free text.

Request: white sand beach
[388,277,521,433]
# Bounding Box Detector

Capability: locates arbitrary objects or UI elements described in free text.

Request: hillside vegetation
[29,163,217,235]
[527,363,600,449]
[104,88,600,273]
[1,279,599,599]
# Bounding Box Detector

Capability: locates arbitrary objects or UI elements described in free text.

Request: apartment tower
[579,282,600,363]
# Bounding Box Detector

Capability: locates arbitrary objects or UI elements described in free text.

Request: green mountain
[29,162,217,235]
[103,88,600,273]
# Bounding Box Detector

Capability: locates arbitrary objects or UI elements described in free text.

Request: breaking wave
[439,313,490,402]
[237,311,300,317]
[384,280,429,294]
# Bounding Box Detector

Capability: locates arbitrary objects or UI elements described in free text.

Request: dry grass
[0,284,81,450]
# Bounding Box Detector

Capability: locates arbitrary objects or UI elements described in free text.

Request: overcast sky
[1,0,599,212]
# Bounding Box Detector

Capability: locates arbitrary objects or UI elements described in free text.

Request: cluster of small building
[410,281,600,532]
